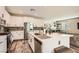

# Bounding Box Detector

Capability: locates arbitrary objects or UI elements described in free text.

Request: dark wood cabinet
[34,38,42,53]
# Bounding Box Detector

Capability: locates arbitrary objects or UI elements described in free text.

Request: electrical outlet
[58,41,60,45]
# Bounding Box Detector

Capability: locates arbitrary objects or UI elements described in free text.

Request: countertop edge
[0,32,9,35]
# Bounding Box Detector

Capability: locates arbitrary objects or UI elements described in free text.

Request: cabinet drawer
[34,38,42,53]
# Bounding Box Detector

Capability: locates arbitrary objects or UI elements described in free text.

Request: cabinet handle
[58,41,60,45]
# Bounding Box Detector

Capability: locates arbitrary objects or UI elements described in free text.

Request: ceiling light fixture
[30,8,35,11]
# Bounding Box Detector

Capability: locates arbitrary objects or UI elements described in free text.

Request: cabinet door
[34,38,42,53]
[28,34,35,52]
[53,38,62,47]
[0,36,7,52]
[60,37,70,48]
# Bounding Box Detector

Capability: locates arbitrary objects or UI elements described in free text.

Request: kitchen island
[28,32,73,53]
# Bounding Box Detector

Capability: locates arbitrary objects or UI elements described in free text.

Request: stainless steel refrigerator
[24,22,33,40]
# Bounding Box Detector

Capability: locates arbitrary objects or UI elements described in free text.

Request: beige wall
[8,16,44,27]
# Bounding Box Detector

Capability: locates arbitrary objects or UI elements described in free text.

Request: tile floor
[8,39,79,53]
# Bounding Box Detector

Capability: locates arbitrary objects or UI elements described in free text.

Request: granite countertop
[59,32,79,35]
[35,35,51,39]
[0,32,9,35]
[29,32,51,42]
[29,32,74,43]
[46,33,74,37]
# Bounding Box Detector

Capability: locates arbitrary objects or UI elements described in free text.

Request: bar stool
[54,46,75,53]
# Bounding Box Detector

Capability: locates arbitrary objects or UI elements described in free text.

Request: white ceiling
[6,6,79,20]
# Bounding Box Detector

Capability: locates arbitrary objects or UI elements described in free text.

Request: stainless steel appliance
[24,22,33,40]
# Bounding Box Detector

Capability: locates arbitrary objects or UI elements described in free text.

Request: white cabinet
[0,35,7,53]
[42,34,72,53]
[11,31,24,42]
[28,33,35,52]
[60,37,70,48]
[0,7,10,26]
[42,36,70,53]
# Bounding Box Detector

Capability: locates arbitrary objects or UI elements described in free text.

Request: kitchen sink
[36,35,51,39]
[34,33,51,39]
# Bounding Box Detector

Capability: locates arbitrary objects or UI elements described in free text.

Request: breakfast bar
[28,32,73,53]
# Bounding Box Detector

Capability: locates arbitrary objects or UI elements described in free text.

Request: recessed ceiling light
[30,8,35,11]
